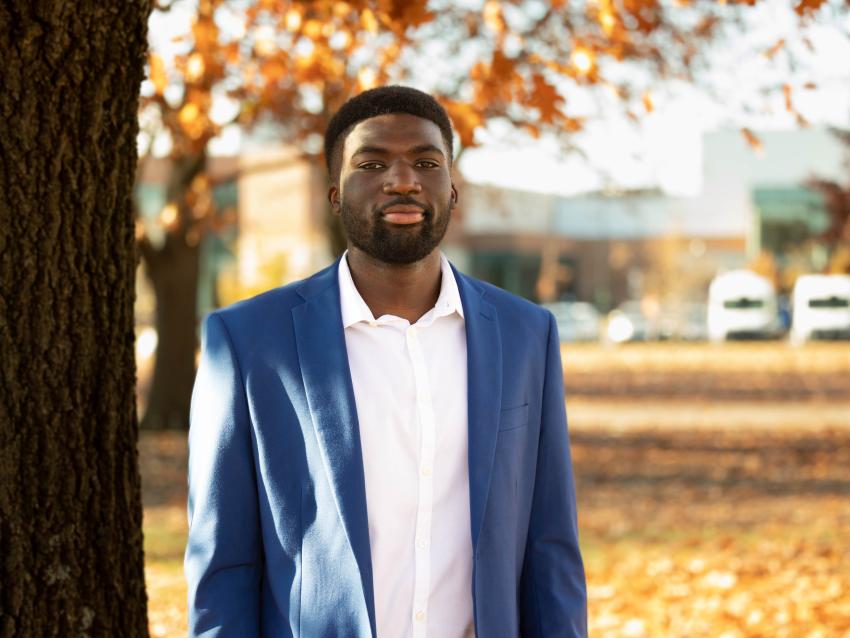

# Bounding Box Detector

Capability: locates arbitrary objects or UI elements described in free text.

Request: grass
[139,433,188,637]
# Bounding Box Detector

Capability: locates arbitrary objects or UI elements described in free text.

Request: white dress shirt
[338,252,474,638]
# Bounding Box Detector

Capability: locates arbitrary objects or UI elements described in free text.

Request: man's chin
[372,249,434,265]
[357,240,438,265]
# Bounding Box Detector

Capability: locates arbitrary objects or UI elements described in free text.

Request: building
[454,183,745,308]
[451,127,846,307]
[134,127,845,316]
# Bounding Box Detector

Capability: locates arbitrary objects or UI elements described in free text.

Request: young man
[185,85,587,637]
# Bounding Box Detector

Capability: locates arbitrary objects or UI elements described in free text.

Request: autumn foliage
[143,0,815,157]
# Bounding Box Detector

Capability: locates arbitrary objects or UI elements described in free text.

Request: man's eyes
[357,160,440,169]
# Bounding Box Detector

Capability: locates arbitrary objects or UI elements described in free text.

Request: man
[185,85,587,637]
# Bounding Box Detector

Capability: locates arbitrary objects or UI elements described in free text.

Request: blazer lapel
[453,268,503,552]
[291,262,376,636]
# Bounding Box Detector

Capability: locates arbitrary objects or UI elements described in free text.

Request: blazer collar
[451,264,503,551]
[292,256,377,636]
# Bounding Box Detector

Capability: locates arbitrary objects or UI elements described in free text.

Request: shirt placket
[405,324,435,638]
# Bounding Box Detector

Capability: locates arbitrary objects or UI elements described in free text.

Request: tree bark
[0,2,150,636]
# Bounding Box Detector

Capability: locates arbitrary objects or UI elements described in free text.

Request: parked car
[790,274,850,344]
[707,270,781,342]
[543,301,602,342]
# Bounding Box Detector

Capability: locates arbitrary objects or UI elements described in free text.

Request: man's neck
[345,247,443,325]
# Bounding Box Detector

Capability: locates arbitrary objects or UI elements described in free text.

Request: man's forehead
[344,113,445,151]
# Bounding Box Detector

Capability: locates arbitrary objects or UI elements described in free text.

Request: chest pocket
[498,403,529,432]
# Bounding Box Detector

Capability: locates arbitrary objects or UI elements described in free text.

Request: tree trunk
[140,228,200,430]
[139,154,205,431]
[0,2,150,636]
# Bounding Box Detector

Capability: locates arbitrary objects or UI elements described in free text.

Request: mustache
[376,197,432,216]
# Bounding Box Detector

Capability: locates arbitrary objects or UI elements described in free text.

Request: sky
[144,1,850,198]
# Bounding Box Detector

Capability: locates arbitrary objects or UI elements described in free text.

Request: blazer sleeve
[185,312,262,637]
[519,311,588,638]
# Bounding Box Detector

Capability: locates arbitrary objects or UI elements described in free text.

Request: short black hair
[324,85,454,180]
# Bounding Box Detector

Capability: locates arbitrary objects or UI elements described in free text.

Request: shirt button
[415,611,425,622]
[420,466,432,477]
[416,538,428,549]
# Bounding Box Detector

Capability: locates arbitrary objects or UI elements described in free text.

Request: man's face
[329,113,457,265]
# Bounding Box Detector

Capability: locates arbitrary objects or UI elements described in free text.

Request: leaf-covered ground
[140,342,850,637]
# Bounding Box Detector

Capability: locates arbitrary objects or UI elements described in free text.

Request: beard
[340,198,452,265]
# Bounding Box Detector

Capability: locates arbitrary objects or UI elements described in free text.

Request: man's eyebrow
[408,144,445,157]
[350,143,446,158]
[351,145,388,157]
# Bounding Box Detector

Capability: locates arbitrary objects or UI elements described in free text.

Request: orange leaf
[260,58,288,83]
[483,1,505,34]
[783,84,793,112]
[490,50,516,80]
[185,52,205,83]
[794,0,827,15]
[528,74,564,124]
[762,38,785,60]
[441,100,483,147]
[524,123,541,139]
[570,47,594,75]
[361,8,379,33]
[192,16,219,50]
[148,53,168,95]
[357,67,377,90]
[740,128,763,153]
[223,42,240,65]
[377,0,434,28]
[284,8,302,32]
[303,19,323,40]
[598,8,616,36]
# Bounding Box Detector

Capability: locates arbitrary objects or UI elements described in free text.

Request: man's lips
[381,204,426,225]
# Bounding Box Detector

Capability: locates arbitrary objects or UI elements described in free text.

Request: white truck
[790,274,850,344]
[707,270,780,342]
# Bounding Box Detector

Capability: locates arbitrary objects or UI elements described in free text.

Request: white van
[707,270,780,342]
[791,274,850,343]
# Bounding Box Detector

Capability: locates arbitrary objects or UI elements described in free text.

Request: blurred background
[134,1,850,636]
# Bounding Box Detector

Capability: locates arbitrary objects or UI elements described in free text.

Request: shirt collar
[338,250,464,329]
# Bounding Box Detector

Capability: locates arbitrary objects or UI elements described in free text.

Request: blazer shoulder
[208,261,338,333]
[211,283,301,325]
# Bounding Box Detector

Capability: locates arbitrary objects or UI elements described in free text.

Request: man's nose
[382,162,421,195]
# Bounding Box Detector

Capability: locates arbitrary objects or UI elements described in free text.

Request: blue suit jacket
[185,259,587,637]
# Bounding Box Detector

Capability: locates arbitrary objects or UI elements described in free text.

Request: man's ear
[328,185,341,214]
[450,184,458,209]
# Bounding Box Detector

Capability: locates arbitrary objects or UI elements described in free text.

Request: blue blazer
[185,259,587,637]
